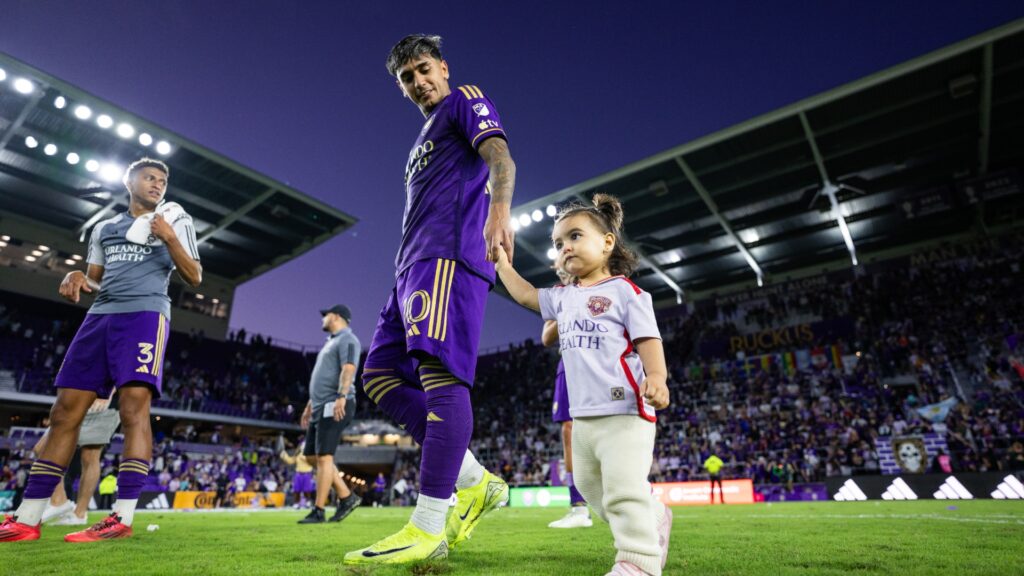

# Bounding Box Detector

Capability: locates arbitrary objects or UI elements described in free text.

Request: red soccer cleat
[64,513,133,543]
[0,515,41,542]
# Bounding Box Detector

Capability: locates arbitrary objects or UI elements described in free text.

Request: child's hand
[494,247,511,270]
[640,377,670,410]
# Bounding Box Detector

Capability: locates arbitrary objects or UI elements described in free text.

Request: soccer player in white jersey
[496,193,673,576]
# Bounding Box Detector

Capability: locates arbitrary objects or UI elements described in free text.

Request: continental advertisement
[171,491,286,509]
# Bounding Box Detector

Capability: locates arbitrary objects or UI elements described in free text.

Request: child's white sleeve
[623,287,661,341]
[538,287,558,321]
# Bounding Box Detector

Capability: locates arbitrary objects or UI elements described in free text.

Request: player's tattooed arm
[478,137,516,263]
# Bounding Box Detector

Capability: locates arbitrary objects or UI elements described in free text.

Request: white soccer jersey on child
[538,276,661,421]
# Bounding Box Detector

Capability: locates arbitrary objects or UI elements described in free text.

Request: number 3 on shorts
[137,342,154,365]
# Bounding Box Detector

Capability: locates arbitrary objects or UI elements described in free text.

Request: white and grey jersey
[309,327,362,410]
[539,276,662,422]
[87,212,200,318]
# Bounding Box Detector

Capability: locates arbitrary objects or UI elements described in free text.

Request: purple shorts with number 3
[55,311,169,399]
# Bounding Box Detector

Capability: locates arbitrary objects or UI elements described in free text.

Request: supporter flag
[783,352,797,375]
[760,355,772,372]
[811,347,828,369]
[830,345,844,370]
[915,397,958,423]
[795,349,811,370]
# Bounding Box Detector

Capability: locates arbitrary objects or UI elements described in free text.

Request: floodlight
[13,78,34,94]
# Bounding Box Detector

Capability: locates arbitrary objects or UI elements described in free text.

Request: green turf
[3,500,1023,575]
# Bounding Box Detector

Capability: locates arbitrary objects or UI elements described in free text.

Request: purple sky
[3,2,1020,350]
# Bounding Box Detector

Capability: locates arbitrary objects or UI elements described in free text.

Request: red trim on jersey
[619,277,643,295]
[585,275,643,295]
[620,329,657,422]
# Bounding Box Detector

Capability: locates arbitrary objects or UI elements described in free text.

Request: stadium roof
[508,18,1024,303]
[0,52,357,284]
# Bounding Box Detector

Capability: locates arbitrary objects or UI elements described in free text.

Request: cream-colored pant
[573,415,665,576]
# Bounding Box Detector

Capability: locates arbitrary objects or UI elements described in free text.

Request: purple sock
[565,471,589,502]
[364,368,427,444]
[117,458,150,500]
[567,472,586,506]
[418,360,472,500]
[23,459,66,499]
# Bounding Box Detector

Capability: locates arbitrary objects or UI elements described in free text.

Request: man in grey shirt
[298,304,362,524]
[2,158,201,543]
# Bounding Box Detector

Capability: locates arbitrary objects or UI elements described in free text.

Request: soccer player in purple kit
[0,158,201,543]
[344,35,516,565]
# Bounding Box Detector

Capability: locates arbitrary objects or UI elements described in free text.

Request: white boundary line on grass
[672,513,1024,525]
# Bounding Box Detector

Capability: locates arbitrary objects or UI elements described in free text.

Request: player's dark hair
[386,34,444,77]
[555,193,639,277]
[123,157,169,189]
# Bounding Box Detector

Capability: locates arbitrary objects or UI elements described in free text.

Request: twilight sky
[2,1,1020,350]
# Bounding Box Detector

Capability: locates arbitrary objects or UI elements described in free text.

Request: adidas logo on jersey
[145,493,170,509]
[932,476,974,500]
[990,475,1024,499]
[832,479,867,501]
[880,477,918,500]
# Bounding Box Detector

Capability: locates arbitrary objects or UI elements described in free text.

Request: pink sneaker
[658,503,673,569]
[605,561,648,576]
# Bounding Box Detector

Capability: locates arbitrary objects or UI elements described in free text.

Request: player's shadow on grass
[343,560,451,576]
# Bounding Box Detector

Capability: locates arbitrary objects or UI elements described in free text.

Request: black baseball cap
[319,304,352,322]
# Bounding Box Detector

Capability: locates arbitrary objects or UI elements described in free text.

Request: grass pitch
[3,500,1022,575]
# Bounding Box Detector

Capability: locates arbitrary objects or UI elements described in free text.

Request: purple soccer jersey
[54,311,169,398]
[552,358,572,423]
[397,85,507,283]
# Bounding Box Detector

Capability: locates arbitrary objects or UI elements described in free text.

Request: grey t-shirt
[87,211,200,318]
[309,327,361,410]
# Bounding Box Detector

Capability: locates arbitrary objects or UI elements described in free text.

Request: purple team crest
[587,295,612,317]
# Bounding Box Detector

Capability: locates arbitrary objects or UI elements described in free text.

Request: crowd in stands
[2,234,1023,504]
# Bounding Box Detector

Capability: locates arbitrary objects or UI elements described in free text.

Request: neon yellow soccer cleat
[445,470,509,548]
[343,521,448,565]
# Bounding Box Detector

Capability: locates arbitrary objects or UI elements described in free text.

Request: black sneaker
[329,494,362,523]
[298,507,326,524]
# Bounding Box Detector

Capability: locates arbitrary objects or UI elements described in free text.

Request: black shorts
[304,400,355,456]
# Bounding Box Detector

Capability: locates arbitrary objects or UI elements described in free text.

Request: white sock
[15,499,48,526]
[455,450,485,490]
[112,499,138,526]
[410,494,449,535]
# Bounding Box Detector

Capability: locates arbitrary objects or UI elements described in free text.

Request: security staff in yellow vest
[703,454,725,504]
[98,471,118,510]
